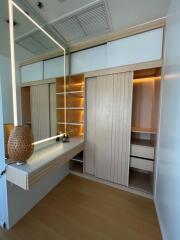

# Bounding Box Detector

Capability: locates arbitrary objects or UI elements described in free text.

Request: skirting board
[154,198,168,240]
[70,171,153,199]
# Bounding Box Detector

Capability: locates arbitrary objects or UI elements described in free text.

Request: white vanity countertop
[6,136,84,190]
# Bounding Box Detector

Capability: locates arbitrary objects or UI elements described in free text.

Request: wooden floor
[0,174,161,240]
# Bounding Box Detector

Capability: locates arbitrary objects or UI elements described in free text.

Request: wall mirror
[9,0,67,145]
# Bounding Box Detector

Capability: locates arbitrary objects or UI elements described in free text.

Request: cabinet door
[85,72,132,186]
[94,75,114,181]
[30,84,50,141]
[110,72,133,185]
[49,83,57,137]
[44,57,64,79]
[84,77,96,175]
[21,61,43,83]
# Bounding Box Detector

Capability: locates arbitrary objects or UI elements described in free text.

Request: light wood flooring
[0,174,161,240]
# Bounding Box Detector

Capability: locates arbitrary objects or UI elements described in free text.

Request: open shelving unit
[69,151,84,173]
[56,74,84,138]
[56,74,85,174]
[129,67,161,194]
[21,86,31,126]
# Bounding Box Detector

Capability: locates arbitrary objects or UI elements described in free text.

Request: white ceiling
[18,0,171,46]
[1,0,171,57]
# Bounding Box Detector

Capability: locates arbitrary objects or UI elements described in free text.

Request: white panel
[84,77,96,175]
[71,44,107,74]
[107,28,163,68]
[130,157,154,172]
[44,56,64,79]
[131,144,155,159]
[30,84,50,141]
[21,61,43,83]
[155,0,180,239]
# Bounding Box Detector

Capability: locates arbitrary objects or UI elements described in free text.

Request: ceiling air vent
[15,30,57,55]
[52,0,112,43]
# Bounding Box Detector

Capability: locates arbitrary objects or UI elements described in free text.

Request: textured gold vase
[7,125,34,163]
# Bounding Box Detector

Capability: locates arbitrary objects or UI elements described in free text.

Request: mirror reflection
[13,4,66,142]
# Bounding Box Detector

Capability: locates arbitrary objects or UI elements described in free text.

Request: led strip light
[8,0,67,145]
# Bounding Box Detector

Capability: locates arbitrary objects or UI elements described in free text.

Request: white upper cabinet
[71,44,107,75]
[44,56,64,79]
[107,28,163,68]
[21,61,43,83]
[20,28,163,82]
[71,28,163,74]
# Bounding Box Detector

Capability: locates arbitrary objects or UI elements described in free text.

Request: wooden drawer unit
[130,157,154,172]
[131,144,154,159]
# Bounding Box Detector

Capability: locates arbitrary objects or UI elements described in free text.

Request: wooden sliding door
[85,71,133,186]
[30,84,50,141]
[85,77,97,175]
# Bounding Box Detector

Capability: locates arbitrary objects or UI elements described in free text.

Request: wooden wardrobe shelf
[56,91,84,96]
[56,74,85,137]
[131,127,156,134]
[57,122,84,126]
[131,138,155,147]
[56,107,84,110]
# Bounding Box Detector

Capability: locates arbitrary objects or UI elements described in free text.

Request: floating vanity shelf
[6,137,84,190]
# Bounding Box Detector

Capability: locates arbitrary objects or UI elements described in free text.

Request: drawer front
[131,144,154,159]
[130,157,154,172]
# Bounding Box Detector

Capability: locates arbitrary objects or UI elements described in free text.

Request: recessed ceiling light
[36,1,44,9]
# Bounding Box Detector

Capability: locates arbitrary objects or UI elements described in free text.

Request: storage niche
[129,67,161,193]
[56,74,84,137]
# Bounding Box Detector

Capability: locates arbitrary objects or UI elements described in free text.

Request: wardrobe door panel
[84,77,96,175]
[30,84,50,141]
[49,83,57,137]
[85,71,133,186]
[111,72,133,186]
[94,75,113,181]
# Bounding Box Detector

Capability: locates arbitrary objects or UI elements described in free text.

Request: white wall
[0,81,9,228]
[0,55,13,124]
[155,0,180,239]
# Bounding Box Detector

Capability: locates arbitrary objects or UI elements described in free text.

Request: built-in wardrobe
[84,66,161,194]
[21,82,57,141]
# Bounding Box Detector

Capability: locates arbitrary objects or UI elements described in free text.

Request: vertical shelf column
[56,74,84,137]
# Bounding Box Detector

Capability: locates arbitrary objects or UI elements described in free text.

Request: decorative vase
[7,125,34,164]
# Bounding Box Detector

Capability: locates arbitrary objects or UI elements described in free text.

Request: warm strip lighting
[133,76,161,84]
[8,0,18,126]
[8,0,67,145]
[33,134,64,146]
[12,1,65,51]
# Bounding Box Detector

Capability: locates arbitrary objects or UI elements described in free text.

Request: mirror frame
[8,0,67,145]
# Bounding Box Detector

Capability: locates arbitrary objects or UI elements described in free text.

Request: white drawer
[130,157,154,172]
[131,144,154,159]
